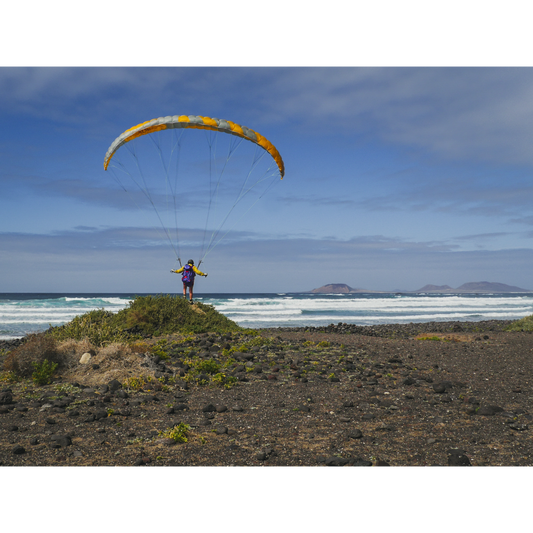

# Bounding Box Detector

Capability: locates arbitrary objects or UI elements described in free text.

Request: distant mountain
[310,283,365,294]
[417,284,454,292]
[416,281,531,293]
[456,281,530,292]
[306,281,531,294]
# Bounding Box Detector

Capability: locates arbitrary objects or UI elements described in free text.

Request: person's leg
[189,282,194,302]
[182,283,187,298]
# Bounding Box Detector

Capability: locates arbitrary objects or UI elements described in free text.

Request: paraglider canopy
[104,114,284,178]
[103,113,284,267]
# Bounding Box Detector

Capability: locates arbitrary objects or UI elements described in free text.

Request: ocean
[1,292,533,340]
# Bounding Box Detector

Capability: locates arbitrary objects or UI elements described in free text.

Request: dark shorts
[183,281,194,288]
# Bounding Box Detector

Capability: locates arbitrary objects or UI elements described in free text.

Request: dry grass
[60,341,158,387]
[3,334,64,377]
[3,334,162,388]
[191,304,206,315]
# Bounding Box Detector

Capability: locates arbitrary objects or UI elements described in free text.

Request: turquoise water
[1,292,532,339]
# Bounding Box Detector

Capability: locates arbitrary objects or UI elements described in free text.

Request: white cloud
[4,67,533,167]
[4,228,531,292]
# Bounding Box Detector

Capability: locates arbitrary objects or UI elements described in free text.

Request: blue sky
[2,6,533,293]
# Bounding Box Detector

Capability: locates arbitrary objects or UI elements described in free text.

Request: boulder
[0,391,13,405]
[79,353,92,365]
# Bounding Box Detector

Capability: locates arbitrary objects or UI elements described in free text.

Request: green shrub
[194,359,221,374]
[221,335,272,357]
[113,295,242,336]
[47,294,244,347]
[48,309,131,346]
[32,359,58,386]
[159,423,190,443]
[212,372,238,389]
[506,315,533,332]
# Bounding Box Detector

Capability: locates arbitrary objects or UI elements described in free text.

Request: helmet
[187,259,194,265]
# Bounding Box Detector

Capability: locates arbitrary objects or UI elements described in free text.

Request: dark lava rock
[174,403,188,411]
[45,418,57,425]
[352,458,373,466]
[477,405,504,416]
[0,391,13,405]
[348,429,363,439]
[216,427,228,435]
[67,410,80,417]
[215,405,228,413]
[12,445,25,455]
[402,377,416,386]
[325,456,349,466]
[108,379,122,391]
[202,403,216,413]
[94,409,108,420]
[433,383,446,394]
[30,438,39,445]
[509,423,529,431]
[116,390,129,399]
[448,449,471,466]
[51,435,72,447]
[8,425,19,432]
[297,319,511,338]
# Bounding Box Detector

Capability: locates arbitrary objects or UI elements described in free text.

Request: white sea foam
[0,295,131,339]
[202,293,533,328]
[63,297,130,306]
[1,293,532,338]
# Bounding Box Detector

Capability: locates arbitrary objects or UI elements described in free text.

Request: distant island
[307,281,531,294]
[309,283,366,294]
[415,281,531,293]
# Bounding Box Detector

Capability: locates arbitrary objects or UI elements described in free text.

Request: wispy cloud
[452,232,511,241]
[5,67,533,167]
[2,228,531,292]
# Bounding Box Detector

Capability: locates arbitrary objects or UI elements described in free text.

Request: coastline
[1,318,532,466]
[260,318,515,337]
[0,318,515,351]
[2,292,532,339]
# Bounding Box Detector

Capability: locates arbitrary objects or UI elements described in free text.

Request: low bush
[112,295,242,336]
[48,309,131,346]
[48,295,243,347]
[32,359,59,386]
[506,315,533,332]
[158,422,190,443]
[3,333,64,378]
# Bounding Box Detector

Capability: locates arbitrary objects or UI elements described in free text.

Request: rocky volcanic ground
[1,320,532,466]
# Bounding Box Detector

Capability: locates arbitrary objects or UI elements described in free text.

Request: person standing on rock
[171,260,208,303]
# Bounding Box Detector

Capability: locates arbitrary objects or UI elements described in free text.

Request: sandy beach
[1,319,531,466]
